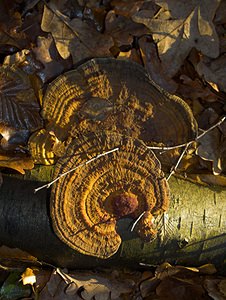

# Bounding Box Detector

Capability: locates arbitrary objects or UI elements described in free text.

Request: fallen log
[0,173,226,272]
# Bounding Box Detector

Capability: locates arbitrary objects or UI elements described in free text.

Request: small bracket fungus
[51,132,170,259]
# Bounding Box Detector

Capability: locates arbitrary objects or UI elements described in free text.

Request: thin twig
[166,143,190,181]
[147,115,226,151]
[196,116,226,140]
[130,211,146,232]
[34,147,119,193]
[165,115,226,180]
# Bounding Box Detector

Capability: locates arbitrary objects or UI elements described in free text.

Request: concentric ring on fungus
[41,58,197,145]
[51,132,169,259]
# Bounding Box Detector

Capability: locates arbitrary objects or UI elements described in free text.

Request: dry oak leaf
[133,0,220,77]
[51,131,170,259]
[0,154,34,174]
[41,3,114,64]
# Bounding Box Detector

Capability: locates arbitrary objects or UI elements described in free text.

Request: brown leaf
[133,0,220,77]
[204,278,226,300]
[156,277,206,300]
[178,75,219,103]
[196,128,225,175]
[111,0,144,17]
[0,3,29,50]
[0,154,34,174]
[197,54,226,93]
[0,64,43,138]
[197,264,217,275]
[140,277,161,298]
[41,3,113,64]
[39,269,134,300]
[188,173,226,186]
[39,271,79,300]
[138,35,178,93]
[32,34,69,83]
[0,246,37,265]
[105,10,149,47]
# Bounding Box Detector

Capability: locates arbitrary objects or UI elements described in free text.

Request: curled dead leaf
[41,3,113,65]
[0,154,34,174]
[196,128,225,175]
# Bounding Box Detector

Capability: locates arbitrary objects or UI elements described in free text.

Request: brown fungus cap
[28,129,56,165]
[51,131,169,259]
[41,58,197,145]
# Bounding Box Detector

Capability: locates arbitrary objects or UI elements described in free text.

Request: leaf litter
[1,0,226,299]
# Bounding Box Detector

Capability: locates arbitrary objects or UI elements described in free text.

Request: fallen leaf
[204,278,226,300]
[0,64,43,146]
[0,2,29,50]
[140,277,160,298]
[156,276,206,300]
[178,74,219,103]
[32,34,69,83]
[105,10,149,47]
[138,35,178,93]
[0,272,31,300]
[41,3,113,64]
[21,268,36,286]
[0,246,37,264]
[133,0,220,77]
[219,279,226,297]
[83,6,107,32]
[196,128,225,175]
[0,154,34,174]
[198,264,217,275]
[197,54,226,93]
[188,173,226,186]
[39,269,134,300]
[111,0,144,17]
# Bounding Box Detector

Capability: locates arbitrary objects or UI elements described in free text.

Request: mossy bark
[0,171,226,272]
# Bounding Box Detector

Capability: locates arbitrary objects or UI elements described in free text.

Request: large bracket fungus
[51,132,169,259]
[41,58,197,146]
[28,58,198,258]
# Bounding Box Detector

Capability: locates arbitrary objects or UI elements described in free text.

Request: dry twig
[34,147,119,193]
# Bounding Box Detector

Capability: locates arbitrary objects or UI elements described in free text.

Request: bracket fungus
[41,58,197,146]
[51,132,169,259]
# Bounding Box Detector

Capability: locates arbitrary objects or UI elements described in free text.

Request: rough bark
[0,172,226,272]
